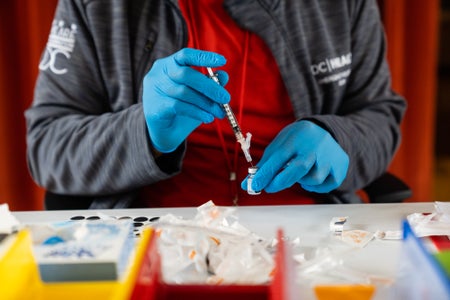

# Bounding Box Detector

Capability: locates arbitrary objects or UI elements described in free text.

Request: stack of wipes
[29,220,134,282]
[0,204,20,234]
[0,204,21,261]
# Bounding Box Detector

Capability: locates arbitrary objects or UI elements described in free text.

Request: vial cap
[248,166,258,174]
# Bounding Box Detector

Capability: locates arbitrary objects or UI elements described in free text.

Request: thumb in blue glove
[143,48,230,153]
[241,120,349,194]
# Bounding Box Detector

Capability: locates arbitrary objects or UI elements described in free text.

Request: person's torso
[70,0,357,206]
[138,0,320,206]
[79,0,355,117]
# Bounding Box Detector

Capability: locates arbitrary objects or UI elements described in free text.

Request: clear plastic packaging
[154,201,274,285]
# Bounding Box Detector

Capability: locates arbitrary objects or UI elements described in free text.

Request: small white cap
[248,166,258,174]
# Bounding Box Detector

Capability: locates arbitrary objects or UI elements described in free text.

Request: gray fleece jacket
[25,0,406,208]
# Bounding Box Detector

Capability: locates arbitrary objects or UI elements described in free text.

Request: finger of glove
[256,138,289,170]
[301,175,338,193]
[173,48,226,68]
[264,149,316,181]
[298,162,331,186]
[254,140,316,192]
[264,163,301,193]
[167,98,217,124]
[264,154,315,193]
[258,122,298,165]
[240,176,249,191]
[169,66,230,105]
[150,115,201,153]
[215,70,229,86]
[157,82,226,120]
[330,151,350,184]
[251,155,292,192]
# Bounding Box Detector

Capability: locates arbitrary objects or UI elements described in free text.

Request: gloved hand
[242,120,349,193]
[143,48,230,153]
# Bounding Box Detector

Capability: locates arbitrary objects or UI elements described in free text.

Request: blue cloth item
[143,48,230,153]
[242,120,349,193]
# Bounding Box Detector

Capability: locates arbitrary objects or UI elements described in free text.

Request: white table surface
[13,202,435,280]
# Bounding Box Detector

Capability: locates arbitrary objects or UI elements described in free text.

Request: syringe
[206,67,253,164]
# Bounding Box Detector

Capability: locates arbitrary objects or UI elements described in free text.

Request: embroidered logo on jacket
[39,20,77,75]
[310,52,352,86]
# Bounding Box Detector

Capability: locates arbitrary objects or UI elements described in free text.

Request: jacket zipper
[135,31,157,99]
[167,0,189,47]
[134,1,188,101]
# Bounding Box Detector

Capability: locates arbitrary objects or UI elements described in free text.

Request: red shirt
[139,0,315,207]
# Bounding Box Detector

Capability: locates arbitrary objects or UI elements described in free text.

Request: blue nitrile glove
[242,120,349,193]
[143,48,230,153]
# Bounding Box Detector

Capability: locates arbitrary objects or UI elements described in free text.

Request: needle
[206,67,253,164]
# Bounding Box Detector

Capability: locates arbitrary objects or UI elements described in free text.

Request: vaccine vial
[247,166,261,195]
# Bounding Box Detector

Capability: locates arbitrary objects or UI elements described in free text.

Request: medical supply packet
[153,201,275,285]
[0,203,22,262]
[29,219,134,282]
[406,201,450,237]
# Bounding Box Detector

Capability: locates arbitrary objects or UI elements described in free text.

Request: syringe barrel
[222,104,239,128]
[207,67,243,136]
[222,103,245,140]
[207,67,248,153]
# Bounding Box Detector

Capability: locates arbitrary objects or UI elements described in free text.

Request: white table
[13,202,435,281]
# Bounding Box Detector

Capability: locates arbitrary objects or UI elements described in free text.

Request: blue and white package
[30,220,134,282]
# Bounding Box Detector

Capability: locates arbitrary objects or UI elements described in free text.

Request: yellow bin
[0,228,153,300]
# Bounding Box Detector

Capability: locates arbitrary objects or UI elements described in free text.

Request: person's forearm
[26,104,181,195]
